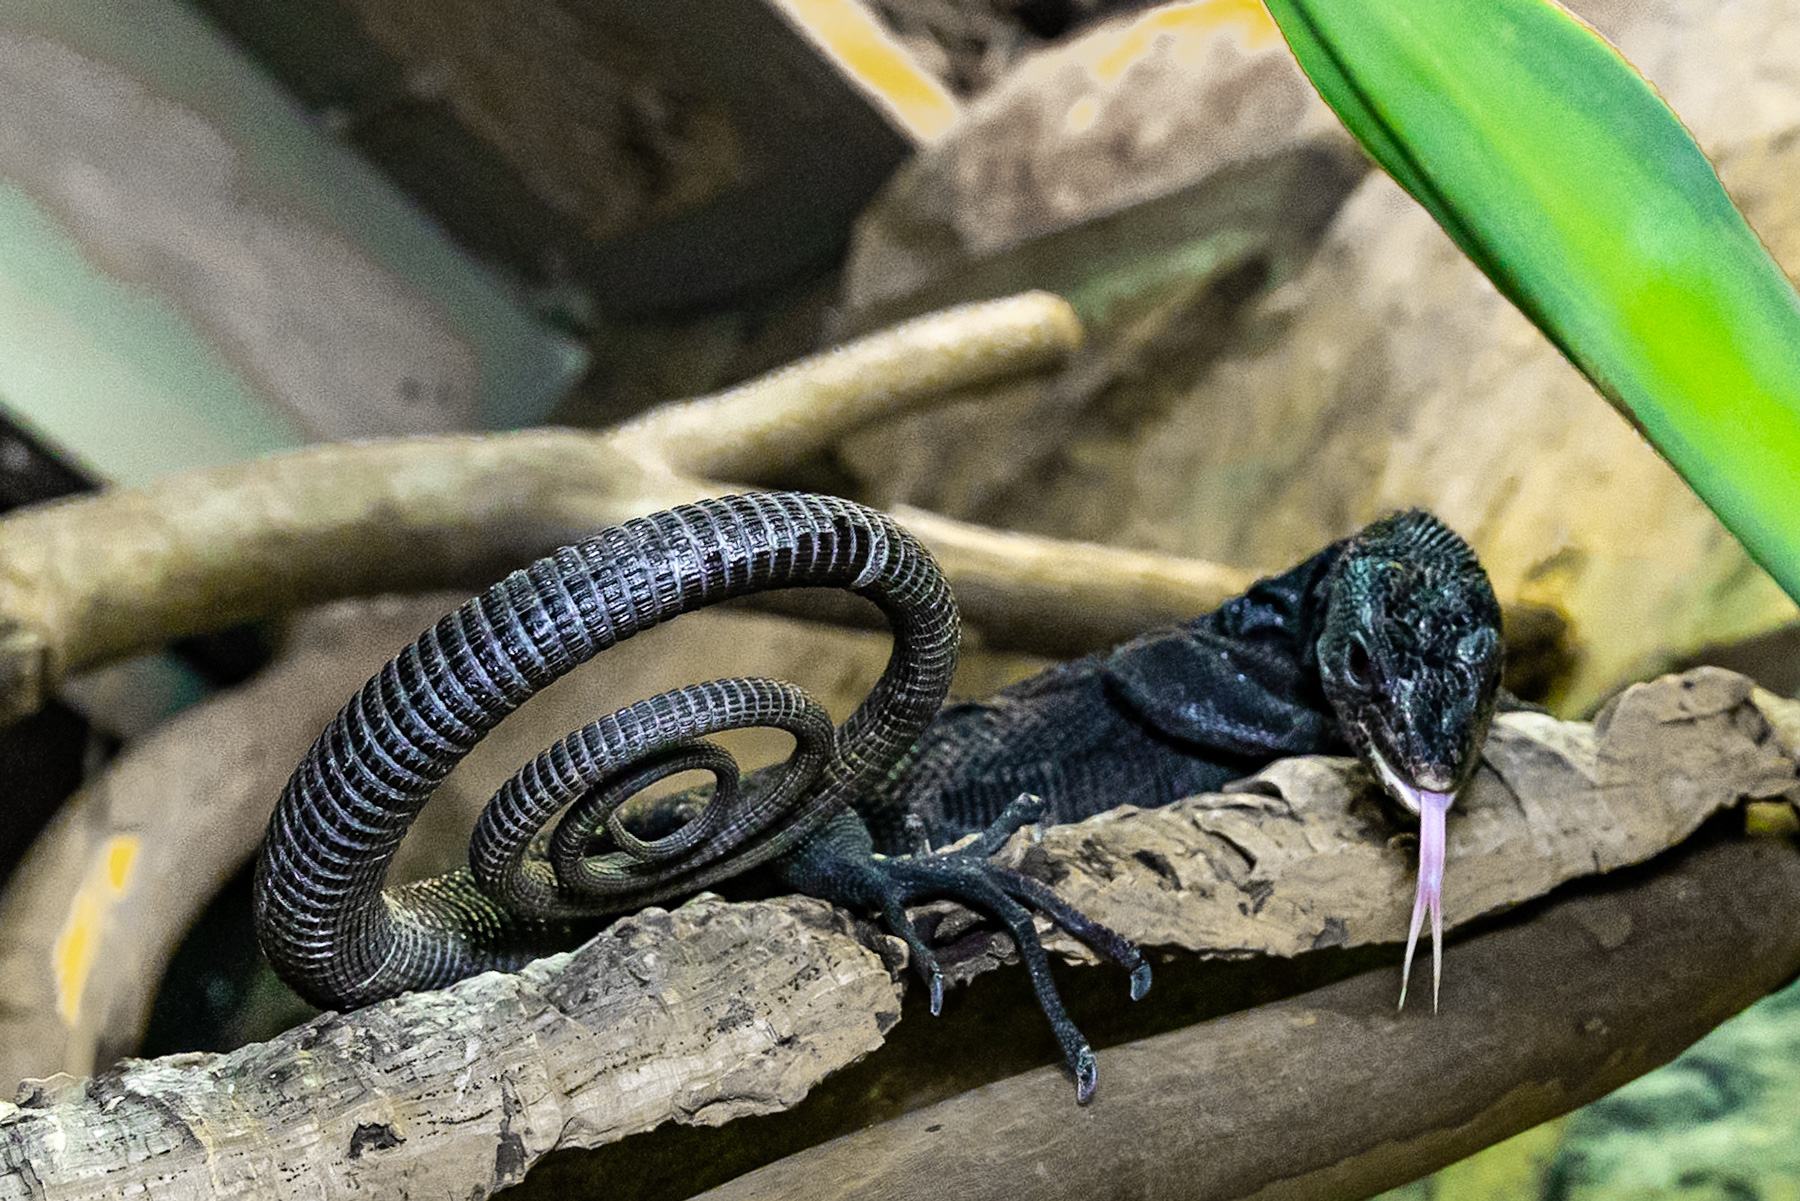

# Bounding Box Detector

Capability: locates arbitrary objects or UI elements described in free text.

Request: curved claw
[1073,1045,1098,1106]
[877,895,948,1015]
[1130,961,1153,1002]
[1397,788,1453,1012]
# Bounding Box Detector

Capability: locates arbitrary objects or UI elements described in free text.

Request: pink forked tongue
[1398,787,1454,1013]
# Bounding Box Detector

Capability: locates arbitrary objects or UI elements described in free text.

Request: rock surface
[836,0,1800,713]
[841,0,1363,323]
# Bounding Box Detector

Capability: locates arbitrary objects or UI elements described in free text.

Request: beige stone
[842,0,1363,322]
[838,0,1800,713]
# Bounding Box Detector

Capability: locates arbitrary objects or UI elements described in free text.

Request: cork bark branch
[0,897,906,1201]
[695,831,1800,1201]
[3,669,1795,1199]
[0,293,1110,720]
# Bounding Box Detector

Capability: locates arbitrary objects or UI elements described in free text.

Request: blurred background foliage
[1,0,1797,1195]
[1380,983,1800,1201]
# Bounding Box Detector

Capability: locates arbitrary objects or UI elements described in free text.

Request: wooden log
[0,897,902,1201]
[693,830,1800,1201]
[0,670,1792,1199]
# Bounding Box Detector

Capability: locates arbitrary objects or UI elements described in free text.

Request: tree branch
[0,290,1564,723]
[0,294,1088,721]
[693,832,1800,1201]
[0,897,902,1201]
[3,669,1793,1199]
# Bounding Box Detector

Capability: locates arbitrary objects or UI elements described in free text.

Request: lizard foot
[797,797,1149,1104]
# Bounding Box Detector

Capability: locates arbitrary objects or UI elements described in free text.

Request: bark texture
[2,670,1794,1199]
[0,897,901,1200]
[696,832,1800,1201]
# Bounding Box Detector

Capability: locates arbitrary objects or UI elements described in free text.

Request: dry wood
[2,669,1793,1199]
[694,832,1800,1201]
[0,293,1099,722]
[1019,667,1798,964]
[0,282,1565,716]
[0,897,902,1201]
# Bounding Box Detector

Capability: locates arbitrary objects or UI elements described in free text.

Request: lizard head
[1317,510,1504,801]
[1315,509,1504,1011]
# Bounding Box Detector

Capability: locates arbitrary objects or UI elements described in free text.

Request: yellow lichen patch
[1746,800,1800,839]
[1064,95,1101,135]
[772,0,960,143]
[106,837,134,890]
[1086,0,1280,84]
[53,835,140,1027]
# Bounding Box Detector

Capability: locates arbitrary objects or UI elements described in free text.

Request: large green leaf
[1262,0,1800,602]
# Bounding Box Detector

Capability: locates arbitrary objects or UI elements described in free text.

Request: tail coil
[254,492,960,1009]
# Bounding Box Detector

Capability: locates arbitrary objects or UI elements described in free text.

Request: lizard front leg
[777,799,1150,1105]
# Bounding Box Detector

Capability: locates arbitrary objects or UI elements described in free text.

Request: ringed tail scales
[254,492,958,1009]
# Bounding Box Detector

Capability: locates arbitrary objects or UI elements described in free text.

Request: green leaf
[1263,0,1800,602]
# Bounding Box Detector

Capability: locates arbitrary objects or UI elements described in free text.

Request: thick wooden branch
[694,832,1800,1201]
[0,289,1569,719]
[1019,667,1800,964]
[0,897,902,1201]
[2,669,1794,1198]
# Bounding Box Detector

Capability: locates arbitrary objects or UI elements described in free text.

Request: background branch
[0,294,1084,721]
[0,288,1571,722]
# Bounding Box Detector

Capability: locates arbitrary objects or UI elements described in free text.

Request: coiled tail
[254,493,960,1009]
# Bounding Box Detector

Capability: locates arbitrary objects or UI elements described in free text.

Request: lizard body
[866,533,1346,852]
[254,496,1501,1103]
[772,508,1502,1096]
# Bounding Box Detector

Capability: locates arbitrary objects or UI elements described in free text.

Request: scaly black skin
[879,509,1502,855]
[772,508,1504,1100]
[254,493,960,1009]
[255,495,1500,1106]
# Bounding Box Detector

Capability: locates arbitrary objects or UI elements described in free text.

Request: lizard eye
[1345,639,1378,690]
[1455,626,1497,666]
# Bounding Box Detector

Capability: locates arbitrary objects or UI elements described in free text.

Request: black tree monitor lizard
[254,493,1504,1104]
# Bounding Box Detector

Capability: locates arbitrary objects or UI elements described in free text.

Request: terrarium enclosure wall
[0,0,1797,1198]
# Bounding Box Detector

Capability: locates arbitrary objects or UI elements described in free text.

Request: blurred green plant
[1261,0,1800,602]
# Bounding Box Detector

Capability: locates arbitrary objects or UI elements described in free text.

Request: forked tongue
[1397,786,1454,1013]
